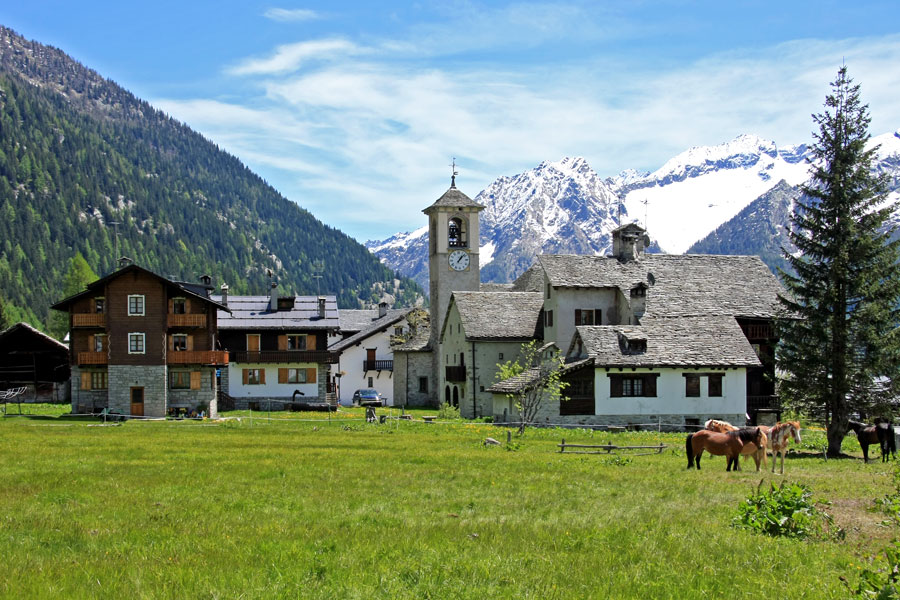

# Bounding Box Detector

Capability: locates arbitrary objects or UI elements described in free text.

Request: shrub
[733,480,835,539]
[843,540,900,599]
[437,402,460,420]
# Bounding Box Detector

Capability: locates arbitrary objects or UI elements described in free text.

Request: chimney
[318,297,326,319]
[269,281,278,312]
[378,301,388,319]
[612,225,648,262]
[117,256,133,269]
[220,283,229,307]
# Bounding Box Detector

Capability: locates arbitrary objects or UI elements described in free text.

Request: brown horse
[686,427,765,471]
[849,420,896,463]
[704,419,768,471]
[768,421,802,474]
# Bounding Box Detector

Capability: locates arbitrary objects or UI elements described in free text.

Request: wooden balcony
[363,360,393,371]
[445,365,467,382]
[230,350,339,364]
[167,313,207,328]
[747,395,780,412]
[72,313,106,328]
[741,321,775,341]
[167,351,229,365]
[77,352,108,365]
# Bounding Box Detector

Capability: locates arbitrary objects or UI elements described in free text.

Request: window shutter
[594,309,602,325]
[80,372,91,390]
[610,376,623,398]
[190,371,202,390]
[307,335,317,350]
[259,369,266,385]
[645,375,657,397]
[306,367,317,383]
[167,334,173,350]
[242,369,249,385]
[187,335,194,351]
[278,335,287,351]
[168,299,174,314]
[278,368,288,384]
[88,335,95,352]
[574,309,581,325]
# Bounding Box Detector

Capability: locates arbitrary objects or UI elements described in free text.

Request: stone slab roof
[328,309,413,352]
[487,358,593,394]
[571,316,761,368]
[337,309,380,333]
[539,254,783,319]
[448,292,544,341]
[213,295,339,330]
[422,186,484,213]
[510,263,545,292]
[480,283,514,292]
[392,322,432,352]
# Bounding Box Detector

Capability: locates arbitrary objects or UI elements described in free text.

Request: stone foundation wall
[69,366,109,414]
[108,365,167,417]
[168,367,217,416]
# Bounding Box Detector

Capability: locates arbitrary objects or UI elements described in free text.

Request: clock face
[448,250,470,271]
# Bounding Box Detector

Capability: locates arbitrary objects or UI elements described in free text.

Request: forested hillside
[0,26,423,332]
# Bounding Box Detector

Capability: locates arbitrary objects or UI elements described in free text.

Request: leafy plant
[843,541,900,599]
[733,480,836,539]
[437,402,460,420]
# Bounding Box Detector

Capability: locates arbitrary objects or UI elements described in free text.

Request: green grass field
[0,405,897,599]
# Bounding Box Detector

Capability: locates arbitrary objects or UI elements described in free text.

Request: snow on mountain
[617,134,812,254]
[367,129,900,291]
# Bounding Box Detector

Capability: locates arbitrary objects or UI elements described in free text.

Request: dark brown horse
[686,427,765,471]
[849,420,896,463]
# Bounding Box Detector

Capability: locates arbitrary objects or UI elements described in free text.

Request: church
[393,174,784,428]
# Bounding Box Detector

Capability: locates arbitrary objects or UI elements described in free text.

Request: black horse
[849,419,896,462]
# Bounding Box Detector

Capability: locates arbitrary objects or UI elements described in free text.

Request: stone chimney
[317,297,327,319]
[612,224,649,262]
[220,283,229,307]
[378,301,388,319]
[269,281,278,312]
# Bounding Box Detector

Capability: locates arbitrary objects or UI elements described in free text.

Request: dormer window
[448,217,467,248]
[94,297,105,313]
[630,284,647,298]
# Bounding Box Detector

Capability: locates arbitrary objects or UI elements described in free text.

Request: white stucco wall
[543,283,628,351]
[227,362,320,399]
[333,329,398,405]
[593,368,746,415]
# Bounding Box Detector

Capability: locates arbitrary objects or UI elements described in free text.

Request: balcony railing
[230,350,339,364]
[747,395,780,412]
[167,314,207,328]
[363,360,393,371]
[742,322,775,341]
[445,365,467,382]
[77,351,108,365]
[72,314,106,328]
[167,351,229,365]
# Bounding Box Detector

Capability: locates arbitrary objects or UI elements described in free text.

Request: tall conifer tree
[778,67,900,457]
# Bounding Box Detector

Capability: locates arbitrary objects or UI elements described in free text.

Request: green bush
[733,480,835,539]
[437,402,461,420]
[844,541,900,599]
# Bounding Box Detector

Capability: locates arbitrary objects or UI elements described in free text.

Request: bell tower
[424,166,484,354]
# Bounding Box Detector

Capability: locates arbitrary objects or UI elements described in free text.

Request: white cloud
[227,38,366,76]
[157,31,900,242]
[263,8,320,22]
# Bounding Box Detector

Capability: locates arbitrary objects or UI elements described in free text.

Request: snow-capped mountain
[367,131,900,291]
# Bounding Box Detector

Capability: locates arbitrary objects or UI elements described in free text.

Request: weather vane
[450,157,458,188]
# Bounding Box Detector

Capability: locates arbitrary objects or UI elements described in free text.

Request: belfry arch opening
[448,217,467,248]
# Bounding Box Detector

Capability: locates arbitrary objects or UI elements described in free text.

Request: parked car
[352,388,384,407]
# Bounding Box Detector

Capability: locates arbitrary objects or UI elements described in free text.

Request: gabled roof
[569,316,760,368]
[510,263,546,292]
[329,308,414,352]
[0,322,68,353]
[392,322,432,353]
[422,185,484,214]
[213,295,339,330]
[445,292,543,341]
[50,264,229,313]
[539,254,783,319]
[487,358,593,394]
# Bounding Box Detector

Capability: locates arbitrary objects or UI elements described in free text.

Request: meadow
[0,405,897,599]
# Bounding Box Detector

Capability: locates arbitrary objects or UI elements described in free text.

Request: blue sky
[3,1,900,242]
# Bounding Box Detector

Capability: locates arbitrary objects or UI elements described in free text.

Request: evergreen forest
[0,26,423,333]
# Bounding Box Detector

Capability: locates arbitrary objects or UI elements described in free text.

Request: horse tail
[686,433,695,469]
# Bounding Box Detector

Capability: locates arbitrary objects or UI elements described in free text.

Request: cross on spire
[450,157,458,188]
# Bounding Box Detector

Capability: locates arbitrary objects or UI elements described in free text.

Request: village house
[327,303,414,406]
[213,283,340,410]
[0,322,70,404]
[50,261,228,417]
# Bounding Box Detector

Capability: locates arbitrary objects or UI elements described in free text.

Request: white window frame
[94,333,106,353]
[128,332,146,354]
[128,295,145,316]
[172,333,188,352]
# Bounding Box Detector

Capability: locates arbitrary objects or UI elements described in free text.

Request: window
[172,334,187,351]
[128,295,145,316]
[575,309,600,326]
[286,334,306,350]
[394,326,404,336]
[685,374,700,397]
[93,334,106,353]
[708,374,723,397]
[170,371,191,389]
[244,369,263,385]
[498,352,504,361]
[128,333,145,354]
[630,285,646,298]
[172,298,186,314]
[546,283,551,299]
[561,376,594,415]
[368,377,374,387]
[94,297,105,313]
[418,377,428,393]
[247,334,261,352]
[285,368,306,384]
[91,371,107,390]
[544,310,554,327]
[609,374,658,397]
[278,368,315,384]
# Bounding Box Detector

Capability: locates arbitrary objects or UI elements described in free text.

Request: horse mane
[734,427,761,443]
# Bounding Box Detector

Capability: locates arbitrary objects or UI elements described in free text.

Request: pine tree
[49,252,99,339]
[0,296,9,331]
[778,67,900,457]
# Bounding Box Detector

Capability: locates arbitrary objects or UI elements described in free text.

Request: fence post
[560,438,565,453]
